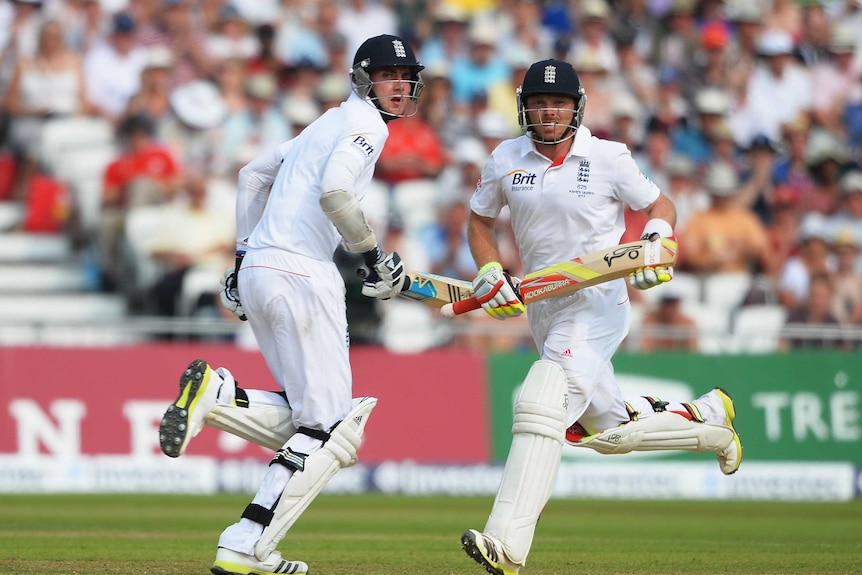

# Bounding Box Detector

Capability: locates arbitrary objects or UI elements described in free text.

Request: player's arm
[236,139,295,253]
[320,149,404,300]
[467,210,524,320]
[630,192,678,290]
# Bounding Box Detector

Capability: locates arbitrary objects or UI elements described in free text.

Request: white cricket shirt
[240,91,388,261]
[470,125,660,275]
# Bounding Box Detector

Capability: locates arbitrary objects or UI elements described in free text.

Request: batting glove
[219,253,247,320]
[629,221,675,290]
[472,262,525,320]
[361,247,406,300]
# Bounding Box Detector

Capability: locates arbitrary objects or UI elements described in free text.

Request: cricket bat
[439,237,678,318]
[358,267,475,308]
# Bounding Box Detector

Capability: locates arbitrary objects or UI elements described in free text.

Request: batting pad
[255,396,377,560]
[206,404,296,452]
[319,189,377,253]
[485,360,568,566]
[205,398,372,453]
[570,411,734,454]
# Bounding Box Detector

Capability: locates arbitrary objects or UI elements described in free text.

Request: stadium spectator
[83,12,148,123]
[737,28,812,146]
[5,19,91,199]
[795,1,832,67]
[269,0,326,72]
[147,174,234,318]
[663,153,708,232]
[724,3,761,104]
[776,213,835,310]
[612,24,658,117]
[419,2,470,69]
[649,0,700,73]
[245,23,280,77]
[763,184,803,284]
[828,225,862,326]
[449,21,510,109]
[639,292,698,352]
[497,0,554,67]
[485,49,533,136]
[763,0,804,39]
[567,0,618,74]
[160,79,228,174]
[99,113,184,291]
[809,26,861,137]
[44,0,105,53]
[0,0,44,93]
[802,130,849,215]
[123,45,174,129]
[216,69,290,178]
[678,160,772,275]
[772,113,816,200]
[736,134,781,222]
[204,4,259,64]
[680,20,732,102]
[335,0,398,71]
[782,272,845,350]
[828,171,862,266]
[570,52,614,137]
[137,0,212,87]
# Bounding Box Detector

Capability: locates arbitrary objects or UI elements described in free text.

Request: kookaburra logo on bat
[603,245,641,267]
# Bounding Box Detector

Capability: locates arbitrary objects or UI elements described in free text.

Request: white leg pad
[205,405,296,452]
[485,360,568,566]
[254,396,377,560]
[570,411,734,454]
[204,397,371,453]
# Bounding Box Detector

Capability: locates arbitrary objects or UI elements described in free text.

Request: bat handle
[440,297,482,318]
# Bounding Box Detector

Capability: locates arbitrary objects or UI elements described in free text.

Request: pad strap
[242,503,274,526]
[270,447,308,472]
[297,426,331,443]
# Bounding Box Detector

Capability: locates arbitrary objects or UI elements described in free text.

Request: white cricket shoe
[211,548,308,575]
[461,529,521,575]
[697,387,743,475]
[159,359,220,458]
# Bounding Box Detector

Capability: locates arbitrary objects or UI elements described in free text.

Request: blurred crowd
[0,0,861,352]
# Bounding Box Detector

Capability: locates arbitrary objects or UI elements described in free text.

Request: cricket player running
[460,59,743,575]
[157,34,425,575]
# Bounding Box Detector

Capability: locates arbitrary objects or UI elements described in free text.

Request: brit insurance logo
[508,169,537,192]
[350,133,375,156]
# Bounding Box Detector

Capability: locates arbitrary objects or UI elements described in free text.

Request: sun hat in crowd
[702,161,739,196]
[169,80,228,130]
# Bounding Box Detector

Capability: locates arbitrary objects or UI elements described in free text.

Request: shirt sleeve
[613,146,660,211]
[469,153,505,218]
[235,139,295,251]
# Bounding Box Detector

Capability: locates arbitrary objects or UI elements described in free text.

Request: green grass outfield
[1,494,860,575]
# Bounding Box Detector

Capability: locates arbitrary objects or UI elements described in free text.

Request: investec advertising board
[1,346,859,500]
[488,351,861,501]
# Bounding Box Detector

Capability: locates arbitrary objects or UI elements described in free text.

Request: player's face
[370,66,419,117]
[525,94,577,142]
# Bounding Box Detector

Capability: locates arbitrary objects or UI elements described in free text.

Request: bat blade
[398,271,474,308]
[441,237,678,317]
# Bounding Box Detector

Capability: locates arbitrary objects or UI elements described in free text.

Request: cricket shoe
[159,359,220,458]
[211,548,308,575]
[696,387,743,475]
[461,529,521,575]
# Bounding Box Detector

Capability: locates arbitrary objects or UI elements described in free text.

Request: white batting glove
[361,248,405,300]
[629,221,675,290]
[472,262,525,320]
[219,255,247,320]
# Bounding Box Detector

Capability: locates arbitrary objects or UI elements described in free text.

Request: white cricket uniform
[235,91,388,437]
[470,126,660,433]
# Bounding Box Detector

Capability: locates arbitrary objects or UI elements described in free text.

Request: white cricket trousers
[527,279,632,435]
[239,247,353,437]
